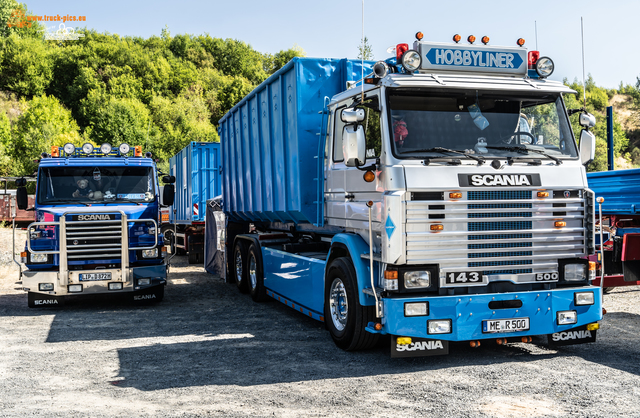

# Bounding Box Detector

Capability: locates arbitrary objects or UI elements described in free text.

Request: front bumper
[22,264,167,296]
[380,286,602,341]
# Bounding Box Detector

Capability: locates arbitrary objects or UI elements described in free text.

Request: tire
[603,287,614,294]
[233,240,249,293]
[324,257,379,351]
[247,243,267,302]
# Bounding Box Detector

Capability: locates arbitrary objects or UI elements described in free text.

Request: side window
[333,106,347,162]
[358,97,382,158]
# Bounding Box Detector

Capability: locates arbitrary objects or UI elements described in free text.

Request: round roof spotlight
[100,143,112,154]
[145,151,153,158]
[481,36,490,45]
[373,61,390,78]
[467,35,476,44]
[119,143,130,155]
[453,34,461,43]
[63,143,75,155]
[82,143,94,154]
[415,31,424,41]
[535,56,554,78]
[517,38,526,47]
[401,50,422,73]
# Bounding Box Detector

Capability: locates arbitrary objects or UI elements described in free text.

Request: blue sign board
[417,42,527,76]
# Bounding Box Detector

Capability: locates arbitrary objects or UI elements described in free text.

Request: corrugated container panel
[219,57,373,224]
[169,142,222,224]
[588,169,640,215]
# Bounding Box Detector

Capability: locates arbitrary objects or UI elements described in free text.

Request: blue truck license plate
[482,318,530,333]
[79,272,112,281]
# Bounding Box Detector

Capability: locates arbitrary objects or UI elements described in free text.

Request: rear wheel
[233,241,249,293]
[324,257,378,351]
[248,243,267,302]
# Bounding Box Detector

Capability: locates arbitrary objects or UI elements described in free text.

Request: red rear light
[528,51,540,68]
[396,43,409,61]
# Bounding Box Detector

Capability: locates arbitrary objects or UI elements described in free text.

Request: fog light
[108,282,123,291]
[557,310,577,325]
[586,323,599,331]
[142,249,158,258]
[39,283,54,291]
[404,302,428,317]
[137,278,151,286]
[564,264,586,281]
[428,319,452,334]
[397,337,412,345]
[68,284,83,293]
[30,253,48,263]
[574,292,594,306]
[404,271,431,289]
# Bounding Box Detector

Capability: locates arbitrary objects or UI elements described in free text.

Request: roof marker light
[82,143,93,154]
[453,34,461,43]
[415,31,424,41]
[467,35,476,44]
[517,38,526,47]
[481,36,490,45]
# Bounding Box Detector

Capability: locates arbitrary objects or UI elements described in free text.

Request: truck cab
[17,143,169,307]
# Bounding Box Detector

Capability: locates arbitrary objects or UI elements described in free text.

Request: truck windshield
[37,166,155,205]
[388,89,578,161]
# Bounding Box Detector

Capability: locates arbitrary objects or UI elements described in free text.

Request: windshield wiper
[45,200,90,206]
[485,145,562,165]
[410,147,485,165]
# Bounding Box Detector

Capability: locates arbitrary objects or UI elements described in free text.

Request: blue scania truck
[219,33,602,357]
[16,143,174,308]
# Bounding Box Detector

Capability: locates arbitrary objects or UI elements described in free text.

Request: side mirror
[162,175,176,184]
[579,112,596,129]
[17,187,28,210]
[579,129,596,166]
[341,108,365,123]
[162,184,175,206]
[343,125,366,167]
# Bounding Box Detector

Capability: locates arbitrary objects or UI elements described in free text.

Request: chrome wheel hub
[329,278,348,331]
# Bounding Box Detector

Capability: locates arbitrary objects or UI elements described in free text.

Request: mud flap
[390,337,449,358]
[547,325,597,347]
[28,292,65,308]
[131,284,164,304]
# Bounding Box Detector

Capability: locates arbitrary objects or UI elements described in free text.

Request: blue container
[169,142,222,224]
[218,57,373,224]
[588,168,640,215]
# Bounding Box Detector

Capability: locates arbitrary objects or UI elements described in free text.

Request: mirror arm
[354,157,379,172]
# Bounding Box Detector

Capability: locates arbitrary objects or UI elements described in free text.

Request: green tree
[0,112,11,175]
[263,45,306,74]
[0,35,53,96]
[357,36,373,60]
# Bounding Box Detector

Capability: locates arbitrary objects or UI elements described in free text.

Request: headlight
[119,143,130,154]
[38,283,54,291]
[427,319,452,334]
[137,278,151,286]
[557,310,577,325]
[100,143,112,154]
[68,284,83,293]
[574,292,595,306]
[30,253,48,263]
[142,249,158,258]
[63,143,75,154]
[535,56,554,78]
[564,264,587,281]
[404,302,428,317]
[401,50,422,72]
[404,271,431,289]
[108,282,123,291]
[82,143,94,154]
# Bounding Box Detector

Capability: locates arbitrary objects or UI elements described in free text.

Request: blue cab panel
[588,168,640,215]
[169,142,222,224]
[218,57,373,224]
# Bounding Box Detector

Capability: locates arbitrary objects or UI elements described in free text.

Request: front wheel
[324,257,378,351]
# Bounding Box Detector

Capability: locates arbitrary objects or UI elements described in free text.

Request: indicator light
[470,340,481,347]
[589,261,596,271]
[374,323,383,331]
[384,270,398,280]
[430,224,444,231]
[415,31,424,41]
[517,38,526,46]
[135,146,142,157]
[467,35,476,44]
[51,146,59,157]
[453,34,461,43]
[449,192,462,199]
[537,191,549,198]
[481,36,490,45]
[554,221,566,228]
[363,170,375,183]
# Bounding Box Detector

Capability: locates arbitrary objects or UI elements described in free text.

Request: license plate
[445,271,484,285]
[79,272,112,281]
[482,318,530,333]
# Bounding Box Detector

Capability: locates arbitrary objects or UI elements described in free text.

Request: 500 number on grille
[536,272,558,281]
[446,271,482,284]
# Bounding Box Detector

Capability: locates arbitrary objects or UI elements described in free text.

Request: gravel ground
[1,226,640,417]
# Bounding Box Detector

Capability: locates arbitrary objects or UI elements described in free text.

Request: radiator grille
[65,218,122,261]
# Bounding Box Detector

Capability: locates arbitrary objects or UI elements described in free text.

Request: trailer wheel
[247,243,267,302]
[324,257,378,351]
[233,241,249,293]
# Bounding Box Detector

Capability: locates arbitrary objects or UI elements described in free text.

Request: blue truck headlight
[574,292,595,306]
[30,253,48,263]
[142,249,158,258]
[404,271,431,289]
[38,283,54,291]
[137,278,151,286]
[427,319,452,334]
[557,310,577,325]
[404,302,428,317]
[564,264,586,281]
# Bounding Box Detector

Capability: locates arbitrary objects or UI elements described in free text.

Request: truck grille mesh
[65,218,122,262]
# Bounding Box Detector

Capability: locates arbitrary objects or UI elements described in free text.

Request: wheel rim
[249,255,257,290]
[235,250,243,283]
[329,278,348,331]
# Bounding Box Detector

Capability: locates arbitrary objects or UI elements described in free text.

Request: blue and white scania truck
[219,32,603,356]
[15,143,175,308]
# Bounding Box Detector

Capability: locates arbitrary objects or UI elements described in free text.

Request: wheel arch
[326,233,377,307]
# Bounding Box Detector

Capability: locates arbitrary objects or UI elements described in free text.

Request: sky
[22,0,640,89]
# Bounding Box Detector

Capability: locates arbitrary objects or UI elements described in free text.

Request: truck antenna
[581,17,587,108]
[535,21,538,51]
[361,0,364,103]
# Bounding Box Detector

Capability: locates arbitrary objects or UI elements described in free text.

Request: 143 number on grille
[445,271,483,284]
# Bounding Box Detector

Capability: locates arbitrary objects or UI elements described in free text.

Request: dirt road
[1,228,640,417]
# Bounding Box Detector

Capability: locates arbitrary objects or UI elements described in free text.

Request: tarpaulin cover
[204,198,225,277]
